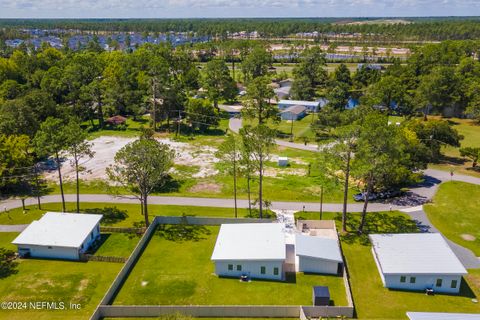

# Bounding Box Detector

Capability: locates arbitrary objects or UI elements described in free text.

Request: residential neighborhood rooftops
[369,233,467,275]
[12,212,102,248]
[278,99,320,107]
[211,223,286,261]
[295,234,342,262]
[406,312,480,320]
[281,105,307,115]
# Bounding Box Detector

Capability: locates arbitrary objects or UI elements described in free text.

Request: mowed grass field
[114,225,347,306]
[0,233,122,320]
[0,202,247,227]
[424,181,480,256]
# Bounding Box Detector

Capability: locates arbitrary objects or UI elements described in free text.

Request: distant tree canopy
[4,18,480,40]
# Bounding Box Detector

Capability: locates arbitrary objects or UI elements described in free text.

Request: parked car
[353,189,404,202]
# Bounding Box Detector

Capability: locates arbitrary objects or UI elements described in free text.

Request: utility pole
[151,79,157,131]
[34,164,41,210]
[290,118,294,142]
[319,185,324,220]
[176,110,181,137]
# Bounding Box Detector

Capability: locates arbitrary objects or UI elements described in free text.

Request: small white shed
[12,212,102,260]
[278,157,289,167]
[211,223,286,280]
[295,234,343,275]
[369,233,467,294]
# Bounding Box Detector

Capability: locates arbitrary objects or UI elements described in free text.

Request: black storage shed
[312,286,330,306]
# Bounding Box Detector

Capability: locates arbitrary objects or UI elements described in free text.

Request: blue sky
[0,0,479,18]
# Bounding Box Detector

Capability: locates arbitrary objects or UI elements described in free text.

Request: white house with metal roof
[211,223,286,280]
[295,234,343,275]
[12,212,102,260]
[278,100,321,112]
[369,233,467,294]
[406,312,480,320]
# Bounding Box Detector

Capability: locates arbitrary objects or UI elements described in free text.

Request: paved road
[0,194,406,213]
[228,117,320,152]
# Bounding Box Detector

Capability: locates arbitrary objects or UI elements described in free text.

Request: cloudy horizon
[0,0,479,19]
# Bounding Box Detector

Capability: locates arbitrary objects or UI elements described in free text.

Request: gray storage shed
[312,286,330,306]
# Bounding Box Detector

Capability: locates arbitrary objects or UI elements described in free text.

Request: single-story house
[406,312,480,320]
[219,104,243,117]
[274,86,292,99]
[369,233,467,294]
[280,105,307,121]
[278,100,320,113]
[295,234,343,275]
[105,115,127,125]
[211,223,286,280]
[12,212,102,260]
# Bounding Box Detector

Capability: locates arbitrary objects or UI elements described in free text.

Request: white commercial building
[211,223,286,280]
[12,212,102,260]
[369,233,467,294]
[295,234,343,275]
[407,312,480,320]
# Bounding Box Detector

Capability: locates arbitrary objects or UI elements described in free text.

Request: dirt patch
[43,136,220,182]
[188,182,222,194]
[460,234,476,241]
[77,278,89,291]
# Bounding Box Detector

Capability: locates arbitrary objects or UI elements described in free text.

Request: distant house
[12,212,102,260]
[274,86,292,99]
[406,312,480,320]
[211,223,286,280]
[357,63,384,71]
[105,115,127,126]
[280,105,307,121]
[278,100,320,113]
[219,104,243,117]
[295,234,343,275]
[369,233,467,294]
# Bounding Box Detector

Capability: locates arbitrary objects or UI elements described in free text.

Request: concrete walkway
[0,224,28,232]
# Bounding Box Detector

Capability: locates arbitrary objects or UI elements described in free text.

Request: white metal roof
[295,234,343,262]
[369,233,467,275]
[407,312,480,320]
[12,212,102,248]
[281,105,307,115]
[211,223,286,261]
[278,99,320,107]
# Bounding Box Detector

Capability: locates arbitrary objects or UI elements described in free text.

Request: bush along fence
[90,215,355,320]
[80,254,127,263]
[100,226,146,234]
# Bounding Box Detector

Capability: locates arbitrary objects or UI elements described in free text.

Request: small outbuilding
[369,233,467,294]
[312,286,330,306]
[280,105,307,121]
[211,223,286,280]
[12,212,102,261]
[278,157,289,167]
[296,234,343,275]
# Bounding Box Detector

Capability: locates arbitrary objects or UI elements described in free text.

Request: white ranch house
[12,212,102,260]
[211,223,286,280]
[369,233,467,294]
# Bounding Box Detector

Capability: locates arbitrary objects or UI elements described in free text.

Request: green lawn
[0,202,248,227]
[92,233,141,257]
[114,225,347,306]
[0,233,122,320]
[295,210,480,319]
[424,181,480,255]
[343,241,480,319]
